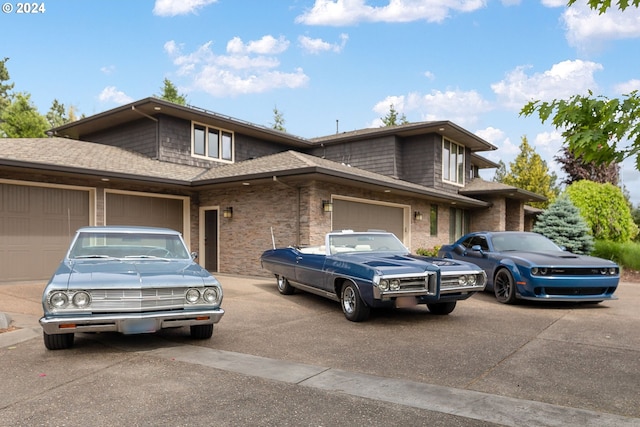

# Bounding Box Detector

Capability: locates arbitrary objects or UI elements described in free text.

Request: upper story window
[442,138,464,185]
[192,122,233,162]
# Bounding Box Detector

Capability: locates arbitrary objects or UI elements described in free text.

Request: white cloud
[299,33,349,54]
[153,0,218,16]
[100,65,115,75]
[165,37,309,97]
[614,79,640,95]
[295,0,486,26]
[98,86,133,104]
[423,70,435,80]
[491,60,603,109]
[560,3,640,50]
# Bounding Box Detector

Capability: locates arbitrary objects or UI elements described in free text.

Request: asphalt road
[1,275,639,427]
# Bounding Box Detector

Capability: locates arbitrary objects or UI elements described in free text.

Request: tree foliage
[495,136,559,208]
[0,57,14,115]
[380,104,408,127]
[554,146,619,185]
[533,195,593,254]
[271,106,286,131]
[565,180,638,242]
[568,0,640,14]
[157,78,187,105]
[0,92,49,137]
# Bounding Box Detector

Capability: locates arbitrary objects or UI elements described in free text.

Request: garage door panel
[106,193,183,233]
[332,199,404,240]
[0,183,90,282]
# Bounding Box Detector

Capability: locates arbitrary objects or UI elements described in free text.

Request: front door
[204,210,218,272]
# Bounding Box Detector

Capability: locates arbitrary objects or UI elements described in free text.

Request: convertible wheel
[276,275,295,295]
[190,324,214,339]
[341,282,370,322]
[43,332,74,350]
[494,268,517,304]
[427,301,456,315]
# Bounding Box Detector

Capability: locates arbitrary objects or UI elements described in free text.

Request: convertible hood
[338,253,439,275]
[504,251,616,267]
[64,259,207,289]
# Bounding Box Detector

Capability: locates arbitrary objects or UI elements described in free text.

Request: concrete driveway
[1,276,639,426]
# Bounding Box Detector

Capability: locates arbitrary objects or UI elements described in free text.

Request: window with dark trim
[192,122,233,162]
[442,138,464,185]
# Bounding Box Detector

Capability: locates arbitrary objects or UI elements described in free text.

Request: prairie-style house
[0,97,544,281]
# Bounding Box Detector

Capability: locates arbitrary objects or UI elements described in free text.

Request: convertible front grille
[89,288,187,312]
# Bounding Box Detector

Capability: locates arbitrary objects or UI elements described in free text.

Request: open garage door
[332,199,405,240]
[106,192,185,234]
[0,182,90,281]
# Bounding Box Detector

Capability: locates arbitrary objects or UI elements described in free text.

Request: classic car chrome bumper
[39,308,225,335]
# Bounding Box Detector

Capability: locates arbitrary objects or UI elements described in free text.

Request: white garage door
[332,199,405,240]
[0,183,90,281]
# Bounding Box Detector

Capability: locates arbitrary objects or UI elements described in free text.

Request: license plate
[121,318,157,334]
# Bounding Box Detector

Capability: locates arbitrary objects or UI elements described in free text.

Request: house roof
[193,150,489,207]
[0,138,489,207]
[460,178,547,203]
[310,121,498,153]
[51,97,313,149]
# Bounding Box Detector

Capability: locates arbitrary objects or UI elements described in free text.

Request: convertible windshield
[328,233,407,254]
[491,233,562,252]
[69,232,191,259]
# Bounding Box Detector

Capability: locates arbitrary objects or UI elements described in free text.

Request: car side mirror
[191,251,198,260]
[471,245,485,255]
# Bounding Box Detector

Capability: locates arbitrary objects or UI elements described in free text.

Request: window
[429,205,438,236]
[442,138,464,185]
[449,208,469,242]
[192,123,233,161]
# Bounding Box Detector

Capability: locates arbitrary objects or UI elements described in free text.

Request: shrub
[593,240,640,271]
[416,246,440,257]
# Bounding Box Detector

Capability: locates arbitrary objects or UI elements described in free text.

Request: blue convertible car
[260,230,486,321]
[438,231,619,304]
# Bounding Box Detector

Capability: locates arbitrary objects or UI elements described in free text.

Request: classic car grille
[89,288,186,311]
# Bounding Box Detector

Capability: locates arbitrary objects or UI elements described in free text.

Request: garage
[105,191,187,235]
[331,198,406,241]
[0,182,91,281]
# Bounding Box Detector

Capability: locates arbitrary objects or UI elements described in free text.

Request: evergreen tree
[0,92,49,137]
[271,106,286,131]
[496,136,559,208]
[0,57,14,116]
[157,78,187,105]
[533,195,593,254]
[380,104,408,126]
[492,160,507,182]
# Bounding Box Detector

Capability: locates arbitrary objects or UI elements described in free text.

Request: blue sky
[3,0,640,203]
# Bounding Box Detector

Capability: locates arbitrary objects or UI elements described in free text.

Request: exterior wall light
[322,200,333,212]
[414,211,423,221]
[223,207,233,218]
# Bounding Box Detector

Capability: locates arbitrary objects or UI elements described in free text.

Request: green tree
[496,136,559,208]
[157,78,187,105]
[0,57,15,115]
[46,99,68,128]
[380,104,408,127]
[555,145,619,185]
[271,106,286,131]
[533,195,593,254]
[567,0,639,14]
[0,92,49,137]
[565,180,638,242]
[492,160,507,182]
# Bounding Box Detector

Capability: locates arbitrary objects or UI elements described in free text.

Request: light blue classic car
[40,226,224,350]
[260,230,486,321]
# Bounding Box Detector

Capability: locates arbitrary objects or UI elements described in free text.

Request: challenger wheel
[190,324,214,339]
[494,268,517,304]
[43,332,74,350]
[340,282,370,322]
[276,275,295,295]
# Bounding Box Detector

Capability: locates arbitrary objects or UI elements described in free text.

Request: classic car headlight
[49,291,69,309]
[185,288,201,303]
[458,274,477,286]
[72,291,91,308]
[378,279,390,291]
[203,287,221,304]
[389,279,401,291]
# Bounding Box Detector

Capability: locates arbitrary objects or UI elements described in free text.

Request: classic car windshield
[68,232,191,259]
[491,233,562,252]
[328,233,407,254]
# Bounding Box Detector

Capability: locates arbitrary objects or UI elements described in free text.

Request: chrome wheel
[340,282,370,322]
[277,275,295,295]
